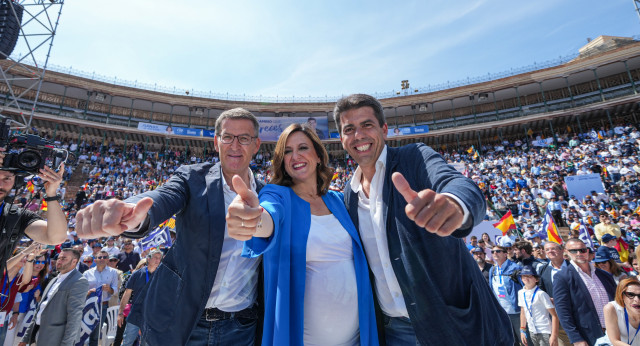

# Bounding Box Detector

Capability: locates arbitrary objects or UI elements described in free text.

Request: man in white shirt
[83,250,119,346]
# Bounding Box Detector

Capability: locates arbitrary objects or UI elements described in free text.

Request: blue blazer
[553,264,616,345]
[243,186,378,346]
[123,162,264,345]
[488,260,523,313]
[345,144,513,346]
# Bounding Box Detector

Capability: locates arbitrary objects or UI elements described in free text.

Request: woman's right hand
[226,175,262,241]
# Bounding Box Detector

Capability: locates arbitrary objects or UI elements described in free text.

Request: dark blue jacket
[345,144,514,346]
[123,162,264,345]
[553,264,616,345]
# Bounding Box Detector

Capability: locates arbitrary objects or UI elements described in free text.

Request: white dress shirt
[36,270,72,325]
[351,146,470,318]
[205,169,261,312]
[84,266,119,302]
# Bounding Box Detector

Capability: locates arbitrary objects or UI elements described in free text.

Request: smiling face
[283,131,320,186]
[214,118,260,180]
[624,284,640,311]
[339,106,387,172]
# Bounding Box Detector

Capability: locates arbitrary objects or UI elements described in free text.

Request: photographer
[0,148,69,270]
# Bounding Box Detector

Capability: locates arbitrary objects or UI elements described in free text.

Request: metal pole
[492,91,499,121]
[624,60,638,94]
[127,99,135,127]
[593,69,605,101]
[548,120,558,147]
[58,86,67,115]
[538,82,548,112]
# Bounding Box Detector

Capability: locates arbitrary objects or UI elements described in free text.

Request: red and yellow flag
[493,210,516,236]
[40,200,47,211]
[543,209,563,244]
[26,181,34,193]
[332,172,339,181]
[466,146,474,154]
[615,238,630,263]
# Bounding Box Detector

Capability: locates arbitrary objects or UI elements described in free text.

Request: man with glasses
[74,108,264,346]
[537,242,571,346]
[553,238,616,346]
[489,245,524,345]
[83,250,119,346]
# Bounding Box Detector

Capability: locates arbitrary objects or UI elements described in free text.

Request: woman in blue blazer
[227,123,378,346]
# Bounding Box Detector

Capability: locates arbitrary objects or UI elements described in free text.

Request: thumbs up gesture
[391,172,464,237]
[227,175,264,241]
[76,197,154,238]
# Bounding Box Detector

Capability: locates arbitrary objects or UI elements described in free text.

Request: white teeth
[293,163,306,168]
[356,144,371,151]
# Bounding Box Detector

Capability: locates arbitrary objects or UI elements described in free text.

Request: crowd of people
[1,94,639,345]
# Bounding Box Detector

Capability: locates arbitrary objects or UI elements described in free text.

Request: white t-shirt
[518,287,554,334]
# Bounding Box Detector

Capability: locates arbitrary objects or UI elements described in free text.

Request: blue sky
[24,0,640,99]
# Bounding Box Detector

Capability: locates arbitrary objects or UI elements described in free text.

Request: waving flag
[493,210,516,236]
[140,225,172,251]
[16,299,37,338]
[75,287,103,346]
[466,146,474,154]
[26,181,34,193]
[578,221,594,249]
[543,209,563,244]
[40,200,47,211]
[615,238,630,263]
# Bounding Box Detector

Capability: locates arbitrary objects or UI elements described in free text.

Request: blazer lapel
[382,147,399,237]
[205,164,226,276]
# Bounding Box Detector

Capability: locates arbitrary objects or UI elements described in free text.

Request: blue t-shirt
[125,267,153,304]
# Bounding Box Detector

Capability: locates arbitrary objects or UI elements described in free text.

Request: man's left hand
[39,162,64,197]
[392,172,464,237]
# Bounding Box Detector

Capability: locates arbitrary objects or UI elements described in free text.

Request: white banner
[564,174,605,201]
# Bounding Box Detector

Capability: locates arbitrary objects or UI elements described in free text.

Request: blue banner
[140,226,173,251]
[387,124,430,137]
[75,287,103,346]
[16,299,37,338]
[257,117,328,141]
[578,221,595,249]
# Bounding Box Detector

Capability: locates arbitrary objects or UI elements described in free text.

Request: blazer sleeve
[552,272,584,344]
[123,166,192,238]
[412,144,486,237]
[62,276,90,346]
[243,185,287,257]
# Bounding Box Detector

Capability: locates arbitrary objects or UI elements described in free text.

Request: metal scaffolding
[0,0,64,133]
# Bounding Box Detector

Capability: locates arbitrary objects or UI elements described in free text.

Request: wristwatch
[43,194,61,202]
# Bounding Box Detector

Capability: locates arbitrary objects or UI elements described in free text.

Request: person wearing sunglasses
[603,277,640,346]
[553,238,616,346]
[488,245,525,345]
[83,250,119,346]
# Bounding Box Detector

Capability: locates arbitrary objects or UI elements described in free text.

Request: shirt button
[394,292,400,298]
[384,262,389,268]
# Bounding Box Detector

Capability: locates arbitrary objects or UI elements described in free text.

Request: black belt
[201,305,258,321]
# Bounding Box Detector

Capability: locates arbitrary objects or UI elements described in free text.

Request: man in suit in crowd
[19,248,89,346]
[335,94,513,345]
[553,238,616,346]
[537,241,571,345]
[74,108,264,345]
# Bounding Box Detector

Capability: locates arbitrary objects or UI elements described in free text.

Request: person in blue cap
[594,246,629,285]
[518,266,559,346]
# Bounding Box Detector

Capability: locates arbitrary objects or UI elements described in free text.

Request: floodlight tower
[0,0,65,134]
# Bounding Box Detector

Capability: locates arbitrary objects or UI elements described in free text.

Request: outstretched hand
[75,197,154,238]
[226,175,262,241]
[392,172,464,237]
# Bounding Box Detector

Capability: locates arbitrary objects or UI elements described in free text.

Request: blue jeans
[89,303,109,346]
[185,315,257,346]
[122,322,140,346]
[383,315,420,346]
[0,322,8,345]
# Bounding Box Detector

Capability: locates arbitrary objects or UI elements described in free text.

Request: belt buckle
[204,309,222,322]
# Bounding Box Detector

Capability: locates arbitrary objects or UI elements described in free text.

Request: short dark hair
[270,123,333,195]
[215,108,259,137]
[333,94,385,132]
[61,248,80,261]
[515,241,533,255]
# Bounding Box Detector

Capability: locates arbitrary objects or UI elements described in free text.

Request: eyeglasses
[623,291,640,300]
[34,261,46,265]
[491,250,505,254]
[83,260,93,263]
[567,248,589,254]
[96,256,109,259]
[219,134,257,145]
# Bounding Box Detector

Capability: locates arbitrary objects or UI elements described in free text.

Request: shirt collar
[221,168,257,193]
[350,145,388,194]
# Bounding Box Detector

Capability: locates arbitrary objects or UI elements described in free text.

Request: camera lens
[16,150,41,170]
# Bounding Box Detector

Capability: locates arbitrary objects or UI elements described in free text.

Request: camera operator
[0,148,68,270]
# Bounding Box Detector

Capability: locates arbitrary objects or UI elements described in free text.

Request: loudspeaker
[0,0,23,59]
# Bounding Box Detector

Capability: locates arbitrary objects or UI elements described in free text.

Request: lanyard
[0,275,16,307]
[624,307,640,345]
[145,268,149,283]
[496,265,503,285]
[524,287,539,318]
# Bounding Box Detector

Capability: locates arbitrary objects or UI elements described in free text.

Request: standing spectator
[594,247,628,285]
[603,277,640,346]
[19,248,89,346]
[517,266,559,346]
[472,247,493,282]
[537,241,572,346]
[119,250,162,346]
[595,213,622,242]
[553,238,616,345]
[489,245,524,345]
[83,250,119,346]
[103,237,120,257]
[514,241,543,272]
[116,240,140,273]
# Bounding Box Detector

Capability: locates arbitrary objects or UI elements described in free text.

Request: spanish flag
[467,146,474,154]
[493,210,516,236]
[40,200,47,211]
[473,150,480,160]
[26,181,34,193]
[597,132,603,140]
[543,209,562,244]
[332,172,339,181]
[615,238,630,263]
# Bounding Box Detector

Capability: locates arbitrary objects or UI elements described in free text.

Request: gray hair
[214,108,259,137]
